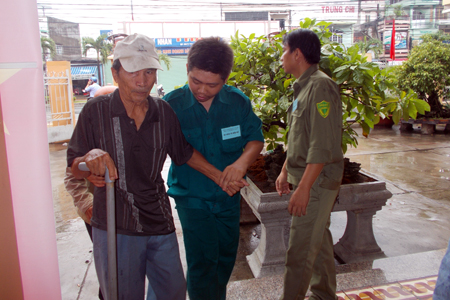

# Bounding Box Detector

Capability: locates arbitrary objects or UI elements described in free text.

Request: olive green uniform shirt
[286,64,343,190]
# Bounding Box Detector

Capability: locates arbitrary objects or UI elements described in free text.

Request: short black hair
[112,59,121,72]
[187,37,234,81]
[283,29,321,64]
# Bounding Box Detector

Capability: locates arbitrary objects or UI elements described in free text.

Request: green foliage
[356,36,383,59]
[394,34,450,118]
[158,53,172,70]
[421,31,450,43]
[82,34,113,65]
[228,18,429,153]
[40,36,56,61]
[386,4,407,17]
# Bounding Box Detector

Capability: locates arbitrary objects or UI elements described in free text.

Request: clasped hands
[78,149,249,197]
[218,163,249,197]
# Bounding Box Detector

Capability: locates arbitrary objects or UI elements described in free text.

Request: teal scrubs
[164,84,264,300]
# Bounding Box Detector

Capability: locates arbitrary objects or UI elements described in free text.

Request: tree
[387,4,407,18]
[41,36,56,62]
[82,34,113,86]
[356,36,383,59]
[421,31,450,43]
[394,33,450,118]
[82,33,112,64]
[158,53,172,70]
[228,18,429,153]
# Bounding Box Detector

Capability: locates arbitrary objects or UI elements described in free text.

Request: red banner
[390,19,396,60]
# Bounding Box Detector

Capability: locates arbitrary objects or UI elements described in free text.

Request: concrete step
[226,249,445,300]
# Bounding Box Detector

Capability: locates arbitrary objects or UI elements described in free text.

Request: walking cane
[79,162,118,300]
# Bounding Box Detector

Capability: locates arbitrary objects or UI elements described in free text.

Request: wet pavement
[49,124,450,299]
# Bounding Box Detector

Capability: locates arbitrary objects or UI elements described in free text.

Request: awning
[71,66,98,80]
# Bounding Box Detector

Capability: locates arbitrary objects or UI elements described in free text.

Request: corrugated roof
[71,66,97,80]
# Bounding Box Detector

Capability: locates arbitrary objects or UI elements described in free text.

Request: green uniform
[164,84,264,300]
[282,64,344,300]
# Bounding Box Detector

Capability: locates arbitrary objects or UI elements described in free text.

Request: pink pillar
[0,1,61,299]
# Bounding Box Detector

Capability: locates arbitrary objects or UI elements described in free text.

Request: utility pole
[131,0,134,21]
[357,0,362,24]
[38,5,51,17]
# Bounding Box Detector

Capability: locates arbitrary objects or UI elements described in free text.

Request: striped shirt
[67,89,193,236]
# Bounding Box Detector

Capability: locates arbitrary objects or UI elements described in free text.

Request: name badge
[292,99,298,112]
[222,125,241,140]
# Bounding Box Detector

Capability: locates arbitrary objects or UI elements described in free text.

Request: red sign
[322,6,355,13]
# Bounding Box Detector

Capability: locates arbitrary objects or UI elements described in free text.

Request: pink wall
[0,0,61,299]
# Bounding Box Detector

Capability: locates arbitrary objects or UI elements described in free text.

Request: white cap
[113,33,163,72]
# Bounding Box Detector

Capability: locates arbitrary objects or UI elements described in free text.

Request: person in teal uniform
[164,37,264,300]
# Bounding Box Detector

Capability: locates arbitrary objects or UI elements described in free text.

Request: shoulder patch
[316,101,330,118]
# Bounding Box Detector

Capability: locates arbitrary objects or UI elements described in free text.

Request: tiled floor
[333,276,437,300]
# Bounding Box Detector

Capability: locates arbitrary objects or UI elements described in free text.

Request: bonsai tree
[394,31,450,118]
[227,18,429,153]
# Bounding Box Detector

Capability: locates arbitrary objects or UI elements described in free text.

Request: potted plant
[226,18,429,277]
[393,31,450,134]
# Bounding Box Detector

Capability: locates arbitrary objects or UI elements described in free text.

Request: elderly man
[276,29,344,300]
[67,33,244,300]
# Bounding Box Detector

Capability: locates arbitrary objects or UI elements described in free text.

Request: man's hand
[87,173,108,187]
[83,149,118,180]
[219,162,248,193]
[72,149,118,181]
[219,162,250,196]
[222,179,248,196]
[85,206,93,221]
[288,187,310,217]
[286,163,324,217]
[276,169,291,196]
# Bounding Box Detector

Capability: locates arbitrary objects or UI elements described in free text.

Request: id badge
[221,125,241,140]
[292,99,298,112]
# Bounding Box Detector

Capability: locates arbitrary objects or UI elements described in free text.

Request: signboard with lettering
[155,38,199,48]
[157,48,190,55]
[321,6,356,13]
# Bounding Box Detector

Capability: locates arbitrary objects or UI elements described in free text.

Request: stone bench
[400,118,450,135]
[240,170,392,278]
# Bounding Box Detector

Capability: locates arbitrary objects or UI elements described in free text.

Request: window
[330,33,343,44]
[56,44,63,55]
[413,10,425,20]
[365,15,371,23]
[389,0,401,4]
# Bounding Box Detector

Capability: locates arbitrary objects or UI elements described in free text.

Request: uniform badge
[317,101,330,118]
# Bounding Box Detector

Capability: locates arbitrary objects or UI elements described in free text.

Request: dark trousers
[176,199,240,300]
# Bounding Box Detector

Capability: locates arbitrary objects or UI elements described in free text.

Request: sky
[36,0,369,38]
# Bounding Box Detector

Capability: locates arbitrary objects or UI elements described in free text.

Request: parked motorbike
[157,84,165,97]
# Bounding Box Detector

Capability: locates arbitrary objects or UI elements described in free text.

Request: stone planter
[400,118,450,134]
[240,170,392,278]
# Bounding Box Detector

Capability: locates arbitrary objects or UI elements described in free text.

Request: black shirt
[67,89,193,235]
